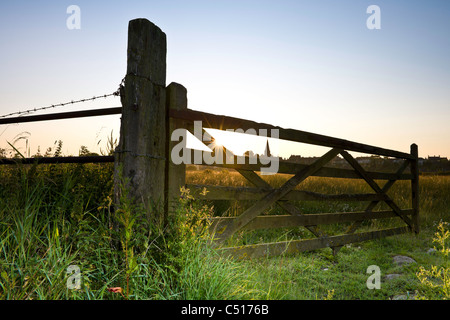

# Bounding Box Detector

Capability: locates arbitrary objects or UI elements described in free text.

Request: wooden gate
[167,91,419,259]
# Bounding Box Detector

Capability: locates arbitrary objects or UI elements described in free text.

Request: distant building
[355,155,381,164]
[356,157,371,164]
[427,155,447,161]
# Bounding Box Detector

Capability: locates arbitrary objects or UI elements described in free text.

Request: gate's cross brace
[235,169,327,238]
[332,159,411,254]
[214,148,341,244]
[345,159,410,234]
[340,151,415,232]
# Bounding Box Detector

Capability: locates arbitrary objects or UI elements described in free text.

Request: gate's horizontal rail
[169,108,414,160]
[0,107,122,125]
[187,183,388,202]
[0,107,120,166]
[210,209,413,232]
[219,226,411,259]
[184,150,412,180]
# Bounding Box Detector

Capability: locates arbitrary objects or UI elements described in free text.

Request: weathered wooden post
[410,143,420,234]
[114,19,167,222]
[165,82,188,218]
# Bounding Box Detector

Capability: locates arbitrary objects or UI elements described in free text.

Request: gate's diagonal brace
[340,151,415,232]
[332,159,411,255]
[344,159,410,234]
[236,169,327,238]
[203,130,327,238]
[214,148,341,244]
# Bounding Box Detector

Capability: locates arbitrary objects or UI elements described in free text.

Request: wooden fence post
[410,143,420,233]
[165,82,188,219]
[114,19,167,222]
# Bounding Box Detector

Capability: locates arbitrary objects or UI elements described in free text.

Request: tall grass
[1,163,450,300]
[0,163,266,300]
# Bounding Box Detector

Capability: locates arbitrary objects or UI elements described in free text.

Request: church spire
[264,139,271,157]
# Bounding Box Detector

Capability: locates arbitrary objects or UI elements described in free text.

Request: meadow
[0,161,449,300]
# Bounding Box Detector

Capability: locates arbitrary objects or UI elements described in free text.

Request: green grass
[0,164,264,300]
[187,169,450,300]
[0,163,449,300]
[242,231,436,300]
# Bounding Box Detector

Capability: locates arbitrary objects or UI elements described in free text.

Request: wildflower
[107,286,122,293]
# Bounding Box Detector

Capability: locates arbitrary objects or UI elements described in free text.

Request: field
[0,162,449,300]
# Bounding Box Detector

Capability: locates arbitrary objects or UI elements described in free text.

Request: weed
[416,221,450,299]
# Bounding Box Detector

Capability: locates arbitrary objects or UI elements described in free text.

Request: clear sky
[0,0,449,159]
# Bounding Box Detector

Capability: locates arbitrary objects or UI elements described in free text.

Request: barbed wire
[0,82,123,119]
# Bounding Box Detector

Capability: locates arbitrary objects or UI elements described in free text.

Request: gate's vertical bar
[114,19,167,223]
[410,143,420,233]
[165,82,188,220]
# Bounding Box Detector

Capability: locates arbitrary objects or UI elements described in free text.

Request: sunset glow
[0,1,449,159]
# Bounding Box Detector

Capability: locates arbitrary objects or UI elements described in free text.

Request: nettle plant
[176,186,214,244]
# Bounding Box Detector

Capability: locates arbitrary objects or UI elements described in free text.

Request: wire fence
[0,90,120,120]
[0,81,124,164]
[0,76,124,119]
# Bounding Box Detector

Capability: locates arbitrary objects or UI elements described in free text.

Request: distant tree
[79,145,99,157]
